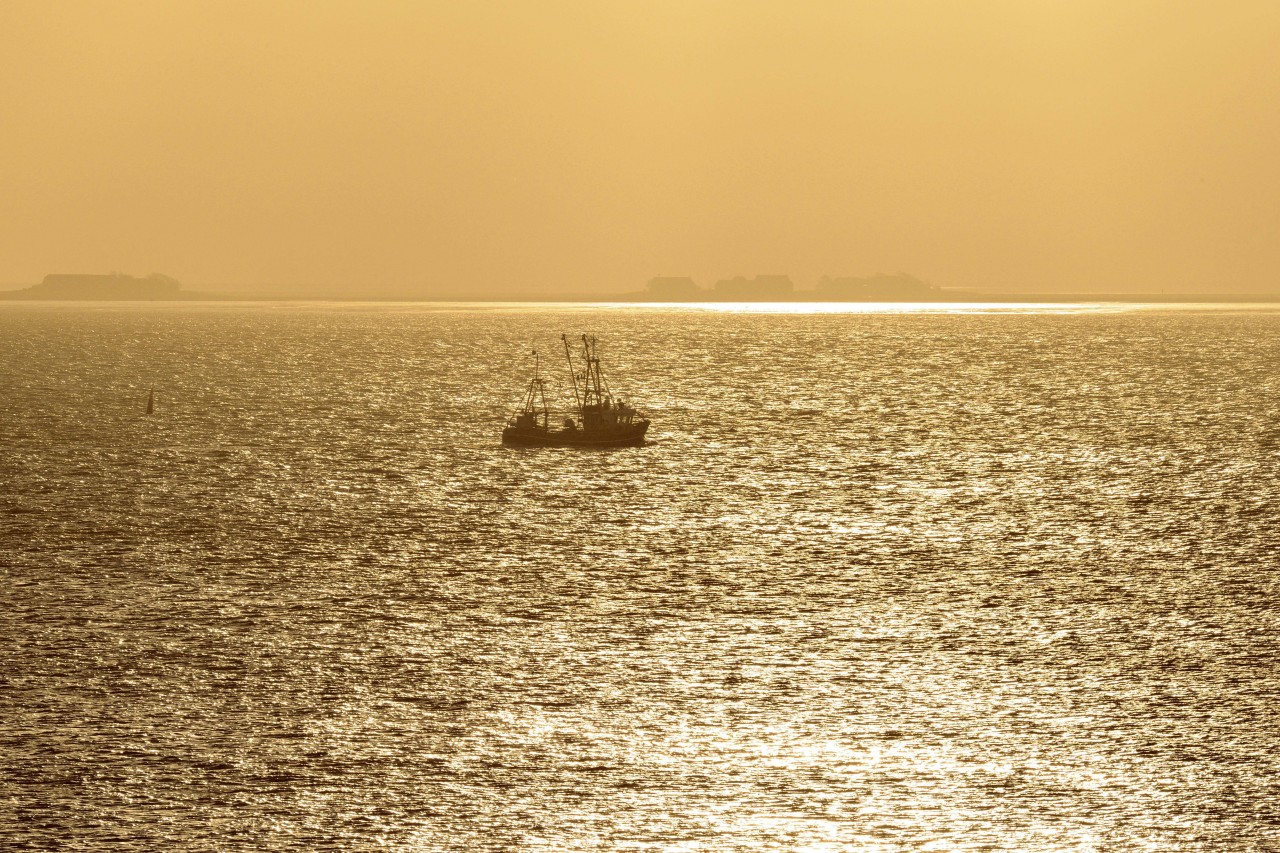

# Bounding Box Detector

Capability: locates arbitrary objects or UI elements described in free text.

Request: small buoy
[145,389,154,415]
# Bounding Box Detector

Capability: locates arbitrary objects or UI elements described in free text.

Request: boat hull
[502,421,649,448]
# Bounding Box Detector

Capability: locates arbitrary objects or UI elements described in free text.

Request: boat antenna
[562,334,582,412]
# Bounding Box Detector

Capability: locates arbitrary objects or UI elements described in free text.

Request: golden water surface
[2,303,1278,850]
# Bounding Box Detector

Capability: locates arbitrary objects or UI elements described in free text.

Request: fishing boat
[502,335,650,447]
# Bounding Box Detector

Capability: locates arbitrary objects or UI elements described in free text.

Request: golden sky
[2,1,1277,297]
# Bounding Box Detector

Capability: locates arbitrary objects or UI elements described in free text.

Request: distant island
[636,273,941,301]
[624,275,1278,303]
[0,272,198,300]
[1,271,1274,303]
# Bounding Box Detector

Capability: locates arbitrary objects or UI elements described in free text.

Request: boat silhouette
[502,335,650,447]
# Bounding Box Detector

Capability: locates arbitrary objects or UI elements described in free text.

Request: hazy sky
[2,1,1278,297]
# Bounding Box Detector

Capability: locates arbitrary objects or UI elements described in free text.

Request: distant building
[646,276,701,299]
[713,275,794,299]
[817,273,935,298]
[22,272,183,300]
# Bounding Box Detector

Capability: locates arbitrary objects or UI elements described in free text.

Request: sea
[2,301,1278,851]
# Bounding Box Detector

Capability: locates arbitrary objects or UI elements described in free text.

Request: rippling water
[2,302,1279,850]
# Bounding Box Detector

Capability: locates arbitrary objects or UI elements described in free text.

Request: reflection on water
[1,304,1278,849]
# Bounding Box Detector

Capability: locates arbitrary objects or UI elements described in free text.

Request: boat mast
[562,334,582,413]
[514,349,549,427]
[580,334,611,407]
[532,350,549,427]
[595,335,611,400]
[581,334,595,408]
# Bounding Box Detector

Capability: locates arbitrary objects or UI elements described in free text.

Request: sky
[1,1,1278,298]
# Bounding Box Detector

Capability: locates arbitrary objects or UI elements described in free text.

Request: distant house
[713,275,794,299]
[817,273,935,298]
[646,276,701,299]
